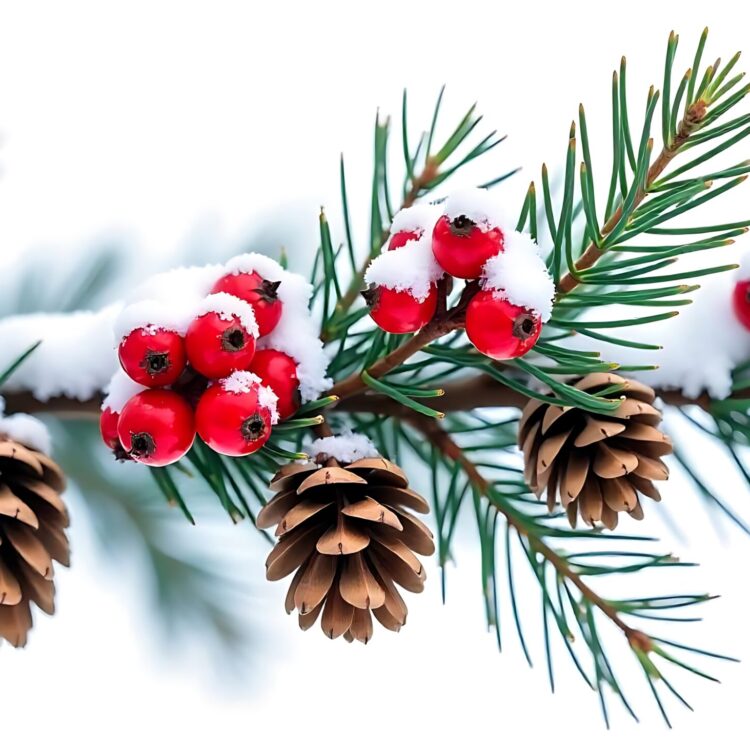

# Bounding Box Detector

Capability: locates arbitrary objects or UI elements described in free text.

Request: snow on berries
[195,372,278,457]
[387,204,441,250]
[185,293,258,379]
[100,252,331,466]
[432,188,510,279]
[365,188,555,360]
[364,225,444,333]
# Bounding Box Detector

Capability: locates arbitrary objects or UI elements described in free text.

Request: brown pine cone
[257,457,434,643]
[519,373,672,530]
[0,436,70,647]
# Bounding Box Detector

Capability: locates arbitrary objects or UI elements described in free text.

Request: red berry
[733,279,750,331]
[195,374,275,456]
[118,327,187,386]
[466,290,541,360]
[117,390,195,466]
[210,271,282,336]
[185,310,257,379]
[250,349,300,420]
[388,230,421,250]
[432,214,504,279]
[366,285,438,334]
[100,406,120,450]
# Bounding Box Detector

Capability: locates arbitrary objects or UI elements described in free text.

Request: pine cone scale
[519,374,672,530]
[340,497,402,528]
[262,456,432,642]
[265,522,324,581]
[0,490,39,527]
[339,553,385,609]
[0,559,23,605]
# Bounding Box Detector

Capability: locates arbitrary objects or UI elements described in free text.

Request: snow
[0,397,52,454]
[192,293,259,338]
[390,203,441,235]
[127,264,224,308]
[258,385,280,425]
[364,233,444,302]
[442,187,514,230]
[102,370,146,414]
[121,264,225,336]
[481,231,555,321]
[221,370,262,393]
[307,432,379,464]
[224,253,332,402]
[113,300,187,341]
[567,262,750,399]
[0,305,122,401]
[220,370,279,424]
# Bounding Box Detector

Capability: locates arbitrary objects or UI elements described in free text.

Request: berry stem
[557,100,710,296]
[329,277,468,401]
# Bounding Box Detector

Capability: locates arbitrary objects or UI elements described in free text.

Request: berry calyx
[195,372,276,457]
[465,290,541,360]
[118,327,187,386]
[99,406,121,450]
[431,214,504,279]
[733,279,750,331]
[388,230,421,250]
[210,271,283,336]
[185,309,257,379]
[117,390,195,467]
[364,285,438,334]
[250,348,300,420]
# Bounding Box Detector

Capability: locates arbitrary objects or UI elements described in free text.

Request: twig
[557,100,709,296]
[328,278,474,401]
[410,413,649,649]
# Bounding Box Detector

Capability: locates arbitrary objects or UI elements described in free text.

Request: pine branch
[413,415,634,633]
[407,413,730,725]
[557,99,709,295]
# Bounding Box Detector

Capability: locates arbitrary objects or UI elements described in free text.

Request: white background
[1,1,749,747]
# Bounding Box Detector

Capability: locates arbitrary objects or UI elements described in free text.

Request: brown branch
[410,413,646,646]
[556,100,708,296]
[3,373,741,421]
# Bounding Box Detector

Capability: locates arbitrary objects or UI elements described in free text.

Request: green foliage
[4,24,750,726]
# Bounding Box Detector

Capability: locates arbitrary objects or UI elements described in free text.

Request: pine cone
[519,373,672,530]
[0,436,69,647]
[257,457,434,642]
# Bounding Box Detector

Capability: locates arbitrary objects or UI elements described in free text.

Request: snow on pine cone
[257,457,434,643]
[0,436,69,647]
[519,373,672,530]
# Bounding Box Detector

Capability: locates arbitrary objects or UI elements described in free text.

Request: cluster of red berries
[101,268,302,467]
[365,198,548,361]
